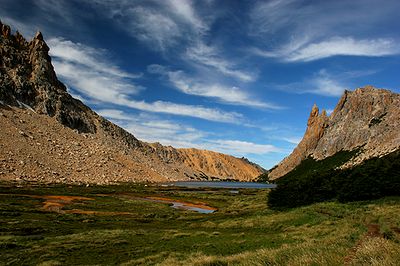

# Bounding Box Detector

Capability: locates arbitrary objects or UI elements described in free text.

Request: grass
[0,182,399,265]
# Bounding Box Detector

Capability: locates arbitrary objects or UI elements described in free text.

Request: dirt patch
[391,227,400,234]
[365,224,381,238]
[39,195,93,213]
[1,193,132,215]
[344,223,383,264]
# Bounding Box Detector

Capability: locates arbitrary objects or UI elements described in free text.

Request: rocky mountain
[0,21,264,184]
[269,86,400,180]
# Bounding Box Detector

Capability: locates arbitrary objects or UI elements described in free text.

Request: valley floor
[0,182,399,265]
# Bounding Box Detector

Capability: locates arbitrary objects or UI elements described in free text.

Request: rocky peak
[310,103,318,114]
[269,86,400,180]
[0,23,93,132]
[29,31,60,87]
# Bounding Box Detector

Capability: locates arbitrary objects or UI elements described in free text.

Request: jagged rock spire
[33,31,44,41]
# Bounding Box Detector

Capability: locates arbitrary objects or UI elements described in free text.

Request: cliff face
[269,86,400,180]
[0,22,264,184]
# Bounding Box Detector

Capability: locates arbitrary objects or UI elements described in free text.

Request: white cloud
[250,0,400,62]
[272,68,379,97]
[282,137,301,145]
[165,0,207,33]
[149,65,277,108]
[49,38,244,123]
[125,6,181,51]
[250,0,299,36]
[207,140,279,155]
[289,37,400,62]
[251,0,400,38]
[119,99,243,123]
[87,0,210,51]
[63,1,258,86]
[185,42,256,82]
[129,3,257,84]
[256,37,400,62]
[97,109,204,144]
[306,70,346,96]
[51,57,141,100]
[48,38,140,79]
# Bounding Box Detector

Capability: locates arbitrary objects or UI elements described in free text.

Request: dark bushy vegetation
[268,150,400,208]
[256,172,270,183]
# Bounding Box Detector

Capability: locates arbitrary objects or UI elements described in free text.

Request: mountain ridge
[269,85,400,180]
[0,21,264,184]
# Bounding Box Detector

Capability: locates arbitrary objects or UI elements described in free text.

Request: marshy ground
[0,182,399,265]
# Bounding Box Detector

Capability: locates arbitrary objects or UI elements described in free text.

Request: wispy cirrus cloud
[49,38,141,79]
[89,0,210,51]
[206,140,279,155]
[306,70,347,96]
[49,37,143,100]
[122,6,182,51]
[250,0,400,62]
[185,42,256,82]
[148,64,278,109]
[273,68,378,97]
[165,0,208,33]
[254,37,400,62]
[84,1,257,83]
[271,70,346,97]
[282,137,301,145]
[48,38,243,123]
[97,109,205,145]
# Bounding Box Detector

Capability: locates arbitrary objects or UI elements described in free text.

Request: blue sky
[2,0,400,169]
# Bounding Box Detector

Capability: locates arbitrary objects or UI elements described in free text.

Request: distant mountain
[269,86,400,180]
[0,21,264,184]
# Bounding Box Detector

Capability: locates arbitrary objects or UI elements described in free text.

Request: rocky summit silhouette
[269,85,400,180]
[0,22,264,184]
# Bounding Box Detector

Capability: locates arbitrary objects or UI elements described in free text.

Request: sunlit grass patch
[350,237,400,265]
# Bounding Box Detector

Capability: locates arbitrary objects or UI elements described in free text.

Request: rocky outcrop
[0,22,264,183]
[269,86,400,180]
[0,21,97,134]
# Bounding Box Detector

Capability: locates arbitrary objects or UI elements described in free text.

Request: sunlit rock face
[269,86,400,180]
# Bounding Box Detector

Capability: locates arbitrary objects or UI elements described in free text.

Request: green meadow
[1,182,399,265]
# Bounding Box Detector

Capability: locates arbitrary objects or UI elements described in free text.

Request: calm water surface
[163,181,276,189]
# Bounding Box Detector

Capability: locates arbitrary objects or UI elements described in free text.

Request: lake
[162,181,277,189]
